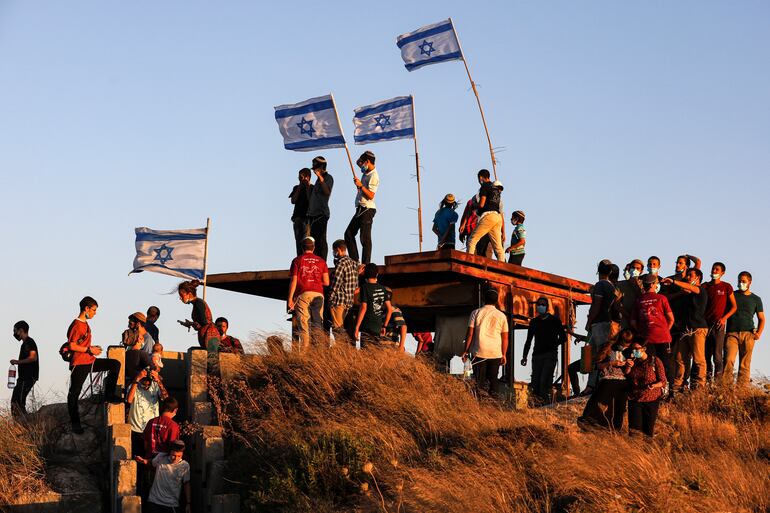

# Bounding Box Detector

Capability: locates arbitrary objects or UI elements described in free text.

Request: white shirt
[468,305,509,358]
[149,453,190,507]
[355,168,379,209]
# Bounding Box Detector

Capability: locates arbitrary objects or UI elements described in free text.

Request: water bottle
[463,358,473,380]
[7,365,16,389]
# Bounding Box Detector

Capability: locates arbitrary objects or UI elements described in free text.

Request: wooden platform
[207,249,592,332]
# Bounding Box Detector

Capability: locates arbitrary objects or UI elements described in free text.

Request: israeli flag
[274,94,346,152]
[130,227,207,281]
[353,96,415,145]
[397,19,463,72]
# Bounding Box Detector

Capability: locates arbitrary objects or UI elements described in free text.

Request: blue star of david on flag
[396,19,463,72]
[296,117,316,137]
[153,244,174,265]
[418,40,435,57]
[130,227,208,281]
[274,94,346,152]
[373,114,391,130]
[353,96,415,145]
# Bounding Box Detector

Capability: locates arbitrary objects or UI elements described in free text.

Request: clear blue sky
[1,1,768,404]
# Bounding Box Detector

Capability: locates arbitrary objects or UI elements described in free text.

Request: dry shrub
[0,412,52,505]
[212,343,770,513]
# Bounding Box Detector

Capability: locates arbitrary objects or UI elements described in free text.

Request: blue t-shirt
[433,207,459,245]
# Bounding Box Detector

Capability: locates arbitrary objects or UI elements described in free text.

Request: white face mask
[712,273,721,280]
[655,284,661,294]
[648,267,659,275]
[632,269,641,278]
[738,282,749,292]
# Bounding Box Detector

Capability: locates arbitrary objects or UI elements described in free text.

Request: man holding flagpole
[307,156,334,261]
[344,151,379,264]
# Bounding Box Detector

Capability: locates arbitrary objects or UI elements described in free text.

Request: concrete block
[205,460,226,494]
[113,437,131,461]
[110,423,132,440]
[114,459,137,511]
[211,494,240,513]
[194,433,224,481]
[191,401,213,425]
[187,347,208,377]
[201,425,224,438]
[218,353,240,381]
[105,402,126,427]
[108,346,127,388]
[120,495,141,513]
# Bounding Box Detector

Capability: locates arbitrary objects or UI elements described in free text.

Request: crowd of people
[576,256,765,437]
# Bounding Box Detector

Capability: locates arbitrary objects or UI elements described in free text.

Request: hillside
[213,344,770,513]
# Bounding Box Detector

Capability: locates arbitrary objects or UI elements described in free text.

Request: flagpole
[330,93,358,179]
[202,217,210,303]
[411,95,424,252]
[450,17,498,180]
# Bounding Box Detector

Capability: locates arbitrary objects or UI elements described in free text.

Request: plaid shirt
[329,255,359,307]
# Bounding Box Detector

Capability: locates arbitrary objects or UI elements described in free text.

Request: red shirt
[289,252,329,296]
[632,292,672,343]
[703,281,734,325]
[68,319,95,367]
[143,415,180,459]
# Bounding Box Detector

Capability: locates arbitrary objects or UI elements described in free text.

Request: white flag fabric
[130,227,207,281]
[274,94,346,152]
[397,19,463,72]
[353,96,415,145]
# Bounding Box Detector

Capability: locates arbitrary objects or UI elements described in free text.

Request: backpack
[60,321,90,363]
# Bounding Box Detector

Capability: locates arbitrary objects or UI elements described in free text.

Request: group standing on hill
[577,256,765,437]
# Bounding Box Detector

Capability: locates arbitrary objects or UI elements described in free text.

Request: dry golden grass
[0,412,53,506]
[212,343,770,513]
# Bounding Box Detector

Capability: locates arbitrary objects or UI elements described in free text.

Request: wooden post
[411,95,424,252]
[330,93,358,179]
[202,217,210,303]
[450,17,498,180]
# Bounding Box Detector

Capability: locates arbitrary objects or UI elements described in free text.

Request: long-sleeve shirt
[328,255,359,307]
[523,314,566,357]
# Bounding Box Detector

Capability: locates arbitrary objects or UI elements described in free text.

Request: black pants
[628,399,660,437]
[345,207,376,264]
[476,235,489,257]
[582,379,629,431]
[360,331,382,349]
[11,378,36,417]
[705,324,725,380]
[531,352,557,401]
[147,503,177,513]
[567,360,582,395]
[309,215,329,261]
[67,359,121,427]
[292,217,309,256]
[508,253,525,266]
[474,357,501,395]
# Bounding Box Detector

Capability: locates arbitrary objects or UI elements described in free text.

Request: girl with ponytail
[177,280,220,365]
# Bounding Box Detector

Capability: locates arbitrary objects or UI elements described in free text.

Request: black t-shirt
[307,173,334,218]
[591,280,616,324]
[687,287,709,329]
[527,315,567,355]
[478,182,501,215]
[664,274,689,332]
[146,321,159,344]
[289,183,313,221]
[125,348,152,384]
[17,337,39,382]
[359,282,388,335]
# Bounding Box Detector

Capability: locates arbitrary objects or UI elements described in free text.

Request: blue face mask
[360,165,367,173]
[536,305,547,315]
[632,349,643,359]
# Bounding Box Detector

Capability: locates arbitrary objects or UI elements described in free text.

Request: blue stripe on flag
[354,98,413,118]
[275,99,335,119]
[354,128,415,143]
[136,233,207,242]
[405,51,463,71]
[134,265,205,280]
[284,136,346,151]
[397,22,454,48]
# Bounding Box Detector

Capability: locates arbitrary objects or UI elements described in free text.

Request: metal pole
[508,284,515,388]
[450,17,498,180]
[411,95,424,252]
[330,92,357,179]
[202,217,210,303]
